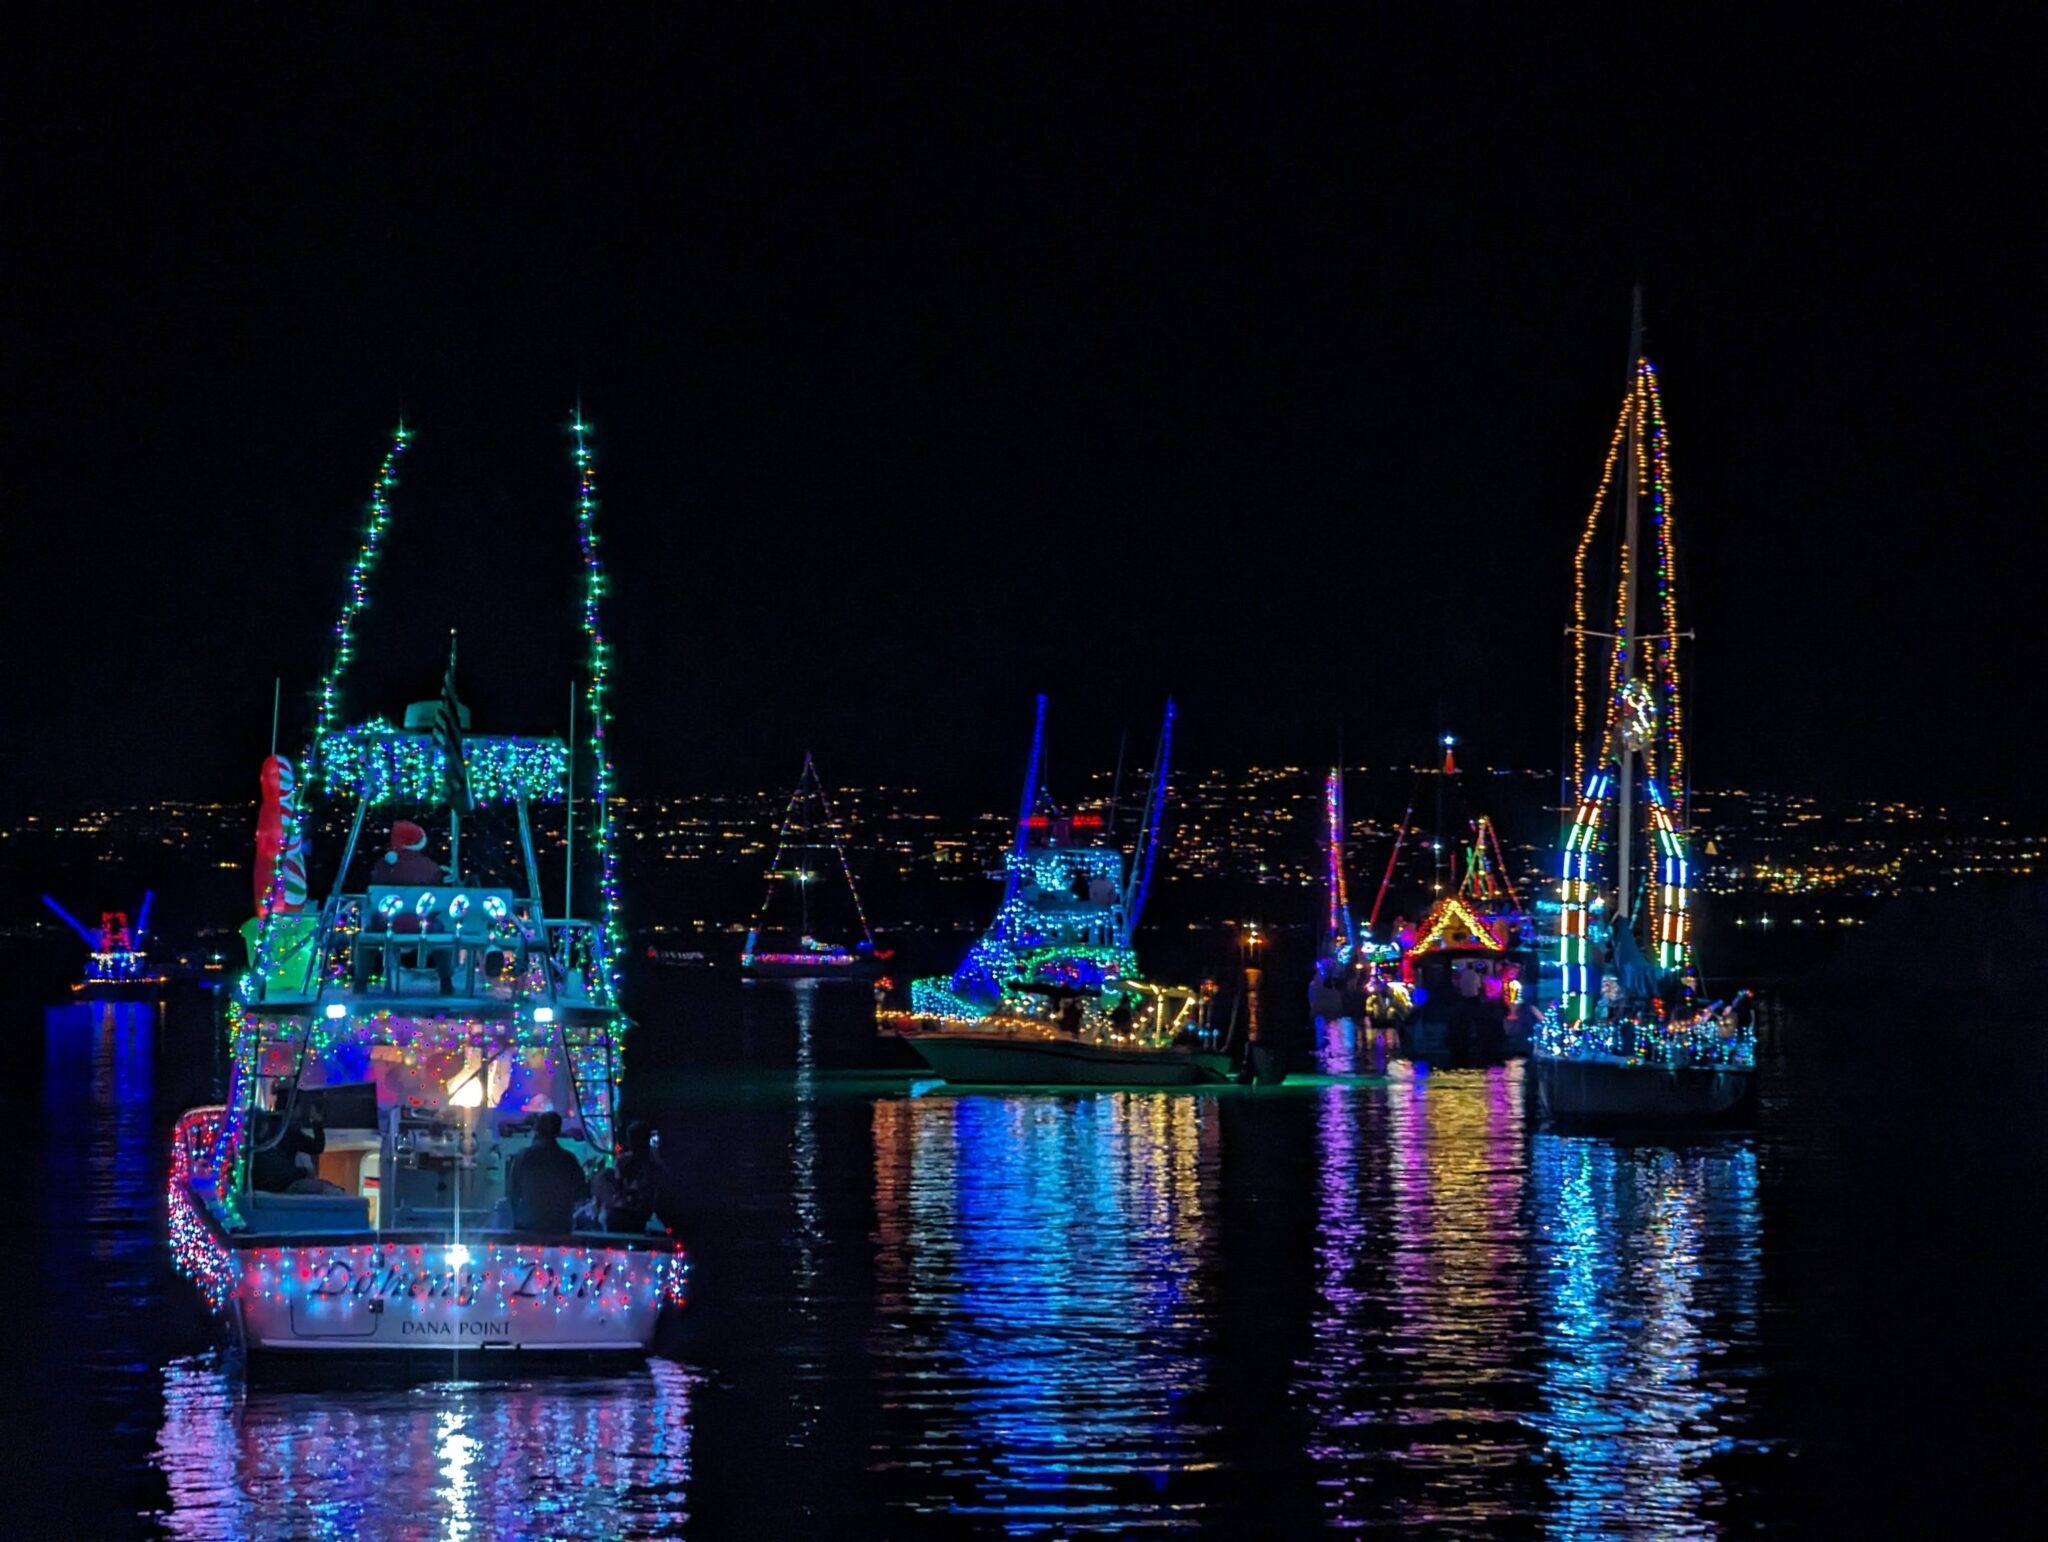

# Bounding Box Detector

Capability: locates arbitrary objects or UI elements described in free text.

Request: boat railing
[247,888,613,1014]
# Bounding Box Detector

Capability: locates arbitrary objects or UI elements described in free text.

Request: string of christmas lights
[317,425,412,750]
[320,726,569,806]
[1323,768,1354,953]
[746,755,877,953]
[569,415,622,1005]
[244,425,411,1013]
[1534,1006,1753,1069]
[1557,349,1698,1027]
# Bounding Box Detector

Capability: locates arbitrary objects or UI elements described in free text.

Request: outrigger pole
[564,680,576,919]
[1367,805,1413,929]
[1001,695,1048,912]
[40,894,100,947]
[1119,697,1175,947]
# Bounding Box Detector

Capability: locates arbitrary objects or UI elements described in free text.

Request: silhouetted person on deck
[508,1111,587,1232]
[593,1120,668,1233]
[252,1081,342,1194]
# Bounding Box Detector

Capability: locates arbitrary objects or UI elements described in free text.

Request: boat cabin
[217,716,629,1241]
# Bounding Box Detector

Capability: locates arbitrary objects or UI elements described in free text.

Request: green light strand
[315,424,411,760]
[243,424,410,1008]
[569,415,623,1004]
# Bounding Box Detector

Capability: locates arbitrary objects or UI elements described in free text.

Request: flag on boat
[433,635,474,814]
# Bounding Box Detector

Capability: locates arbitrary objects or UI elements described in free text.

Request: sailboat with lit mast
[1531,294,1758,1120]
[741,753,880,979]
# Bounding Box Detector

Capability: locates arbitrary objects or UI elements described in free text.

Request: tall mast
[1614,285,1644,928]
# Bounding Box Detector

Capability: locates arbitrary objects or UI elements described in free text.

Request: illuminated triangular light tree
[1559,289,1694,1023]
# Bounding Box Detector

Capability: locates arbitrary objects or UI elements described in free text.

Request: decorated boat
[1394,816,1542,1060]
[1531,297,1757,1121]
[880,697,1225,1086]
[169,420,686,1360]
[1306,769,1405,1021]
[44,892,166,999]
[742,753,883,980]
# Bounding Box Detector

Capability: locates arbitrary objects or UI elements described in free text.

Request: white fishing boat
[1531,297,1758,1122]
[880,697,1229,1086]
[168,420,686,1360]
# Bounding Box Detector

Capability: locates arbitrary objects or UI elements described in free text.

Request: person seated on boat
[589,1120,668,1233]
[251,1081,344,1195]
[1059,995,1085,1036]
[1108,994,1134,1036]
[507,1111,588,1233]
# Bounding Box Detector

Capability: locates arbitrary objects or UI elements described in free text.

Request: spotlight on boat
[324,1002,347,1020]
[533,1006,556,1024]
[447,1244,471,1270]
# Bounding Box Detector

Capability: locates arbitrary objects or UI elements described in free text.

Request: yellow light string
[1571,397,1629,794]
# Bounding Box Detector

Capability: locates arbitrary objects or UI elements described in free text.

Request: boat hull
[174,1185,685,1360]
[900,1031,1222,1087]
[1307,981,1367,1018]
[1533,1055,1755,1123]
[741,957,877,981]
[72,979,166,1001]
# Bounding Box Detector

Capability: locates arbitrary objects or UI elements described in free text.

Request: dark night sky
[5,9,2035,819]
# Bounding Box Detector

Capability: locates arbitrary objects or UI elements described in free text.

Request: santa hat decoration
[390,820,427,851]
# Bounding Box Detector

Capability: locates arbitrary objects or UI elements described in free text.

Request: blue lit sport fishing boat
[881,697,1235,1086]
[1531,298,1757,1121]
[168,421,686,1360]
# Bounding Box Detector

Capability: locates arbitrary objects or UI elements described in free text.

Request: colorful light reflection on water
[150,1358,701,1539]
[26,982,1789,1534]
[869,1090,1219,1528]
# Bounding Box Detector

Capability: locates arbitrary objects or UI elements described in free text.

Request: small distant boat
[741,754,882,981]
[1530,295,1757,1123]
[880,697,1230,1086]
[44,892,166,1000]
[644,946,713,970]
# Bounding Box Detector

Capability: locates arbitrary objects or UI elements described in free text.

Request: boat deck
[253,975,614,1025]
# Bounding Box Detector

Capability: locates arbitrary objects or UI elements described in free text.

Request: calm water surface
[20,977,1815,1537]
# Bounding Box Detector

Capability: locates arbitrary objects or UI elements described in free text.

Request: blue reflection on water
[1530,1133,1762,1537]
[45,1003,159,1382]
[870,1091,1217,1530]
